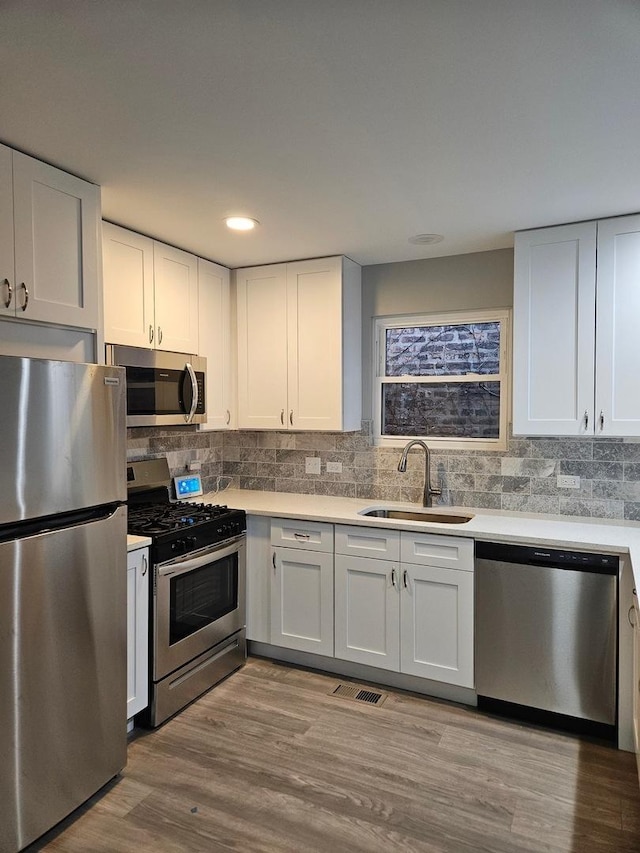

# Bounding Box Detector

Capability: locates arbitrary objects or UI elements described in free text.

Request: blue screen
[176,476,202,496]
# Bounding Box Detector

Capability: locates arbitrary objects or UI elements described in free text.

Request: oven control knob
[187,536,197,548]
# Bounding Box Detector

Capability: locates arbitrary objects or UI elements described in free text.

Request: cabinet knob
[19,282,29,312]
[2,278,12,309]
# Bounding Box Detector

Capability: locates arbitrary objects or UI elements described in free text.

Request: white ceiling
[1,0,639,269]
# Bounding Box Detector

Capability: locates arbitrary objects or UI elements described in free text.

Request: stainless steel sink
[360,508,474,524]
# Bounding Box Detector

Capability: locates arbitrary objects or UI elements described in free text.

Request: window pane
[385,322,500,377]
[382,381,500,438]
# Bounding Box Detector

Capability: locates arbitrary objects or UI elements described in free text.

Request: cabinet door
[595,214,640,436]
[102,223,155,348]
[12,151,100,329]
[335,554,400,670]
[127,547,149,719]
[633,591,640,781]
[198,258,233,429]
[153,241,199,353]
[287,257,344,430]
[400,563,474,687]
[271,546,334,656]
[236,264,289,429]
[513,223,597,435]
[0,144,14,317]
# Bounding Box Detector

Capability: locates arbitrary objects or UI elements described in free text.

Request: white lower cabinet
[334,526,474,688]
[271,546,334,656]
[270,516,335,656]
[633,590,640,779]
[399,562,474,686]
[127,546,149,720]
[334,554,400,670]
[247,517,474,690]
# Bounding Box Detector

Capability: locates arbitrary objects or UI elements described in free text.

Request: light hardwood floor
[28,657,640,852]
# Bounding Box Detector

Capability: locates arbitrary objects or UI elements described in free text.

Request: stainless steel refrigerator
[0,355,128,853]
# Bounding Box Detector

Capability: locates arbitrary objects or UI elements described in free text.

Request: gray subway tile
[624,502,640,521]
[474,475,503,493]
[560,460,622,480]
[529,439,593,460]
[239,477,276,491]
[501,476,531,494]
[501,494,560,514]
[501,458,557,478]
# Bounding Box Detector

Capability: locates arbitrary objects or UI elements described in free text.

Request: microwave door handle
[184,362,198,423]
[158,538,244,577]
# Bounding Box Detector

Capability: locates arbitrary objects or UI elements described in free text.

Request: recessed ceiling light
[224,216,259,231]
[408,233,444,245]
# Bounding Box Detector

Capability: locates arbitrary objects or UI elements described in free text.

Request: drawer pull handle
[391,568,397,588]
[294,532,311,540]
[403,569,408,589]
[20,282,29,311]
[272,552,276,572]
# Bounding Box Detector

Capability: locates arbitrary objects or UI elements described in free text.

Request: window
[374,309,510,450]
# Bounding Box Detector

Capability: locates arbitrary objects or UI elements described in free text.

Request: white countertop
[127,534,151,552]
[203,487,640,584]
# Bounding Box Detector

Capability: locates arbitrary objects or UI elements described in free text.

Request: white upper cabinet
[198,257,234,430]
[513,222,596,436]
[236,256,361,431]
[153,242,199,353]
[102,223,154,347]
[513,215,640,437]
[1,144,100,330]
[102,224,199,354]
[595,215,640,436]
[236,263,289,429]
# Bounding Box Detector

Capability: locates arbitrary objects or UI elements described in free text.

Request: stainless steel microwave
[105,345,206,427]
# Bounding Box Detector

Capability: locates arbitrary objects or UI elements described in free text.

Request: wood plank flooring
[27,657,640,852]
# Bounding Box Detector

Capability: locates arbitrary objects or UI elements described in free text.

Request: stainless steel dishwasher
[475,541,618,740]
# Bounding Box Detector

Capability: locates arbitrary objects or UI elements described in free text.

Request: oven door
[154,537,245,681]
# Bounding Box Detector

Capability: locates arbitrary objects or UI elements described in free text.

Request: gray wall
[361,248,514,418]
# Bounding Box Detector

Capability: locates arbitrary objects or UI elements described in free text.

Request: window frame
[373,308,511,451]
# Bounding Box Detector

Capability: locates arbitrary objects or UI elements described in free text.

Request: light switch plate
[557,474,580,489]
[305,456,321,475]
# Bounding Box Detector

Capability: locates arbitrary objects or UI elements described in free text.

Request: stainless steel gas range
[127,458,246,727]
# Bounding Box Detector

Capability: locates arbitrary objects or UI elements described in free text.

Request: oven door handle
[158,537,244,577]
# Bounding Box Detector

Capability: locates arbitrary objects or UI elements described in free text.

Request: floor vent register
[331,684,387,706]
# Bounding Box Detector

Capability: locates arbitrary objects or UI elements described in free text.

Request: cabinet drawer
[400,532,473,572]
[271,518,334,552]
[335,525,400,561]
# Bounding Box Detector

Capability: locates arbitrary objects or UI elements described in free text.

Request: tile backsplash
[127,422,640,521]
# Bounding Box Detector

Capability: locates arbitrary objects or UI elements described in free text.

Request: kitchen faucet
[397,439,442,507]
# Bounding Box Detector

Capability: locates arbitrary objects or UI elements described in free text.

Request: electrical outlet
[557,474,580,489]
[326,461,343,473]
[188,460,202,472]
[305,456,321,475]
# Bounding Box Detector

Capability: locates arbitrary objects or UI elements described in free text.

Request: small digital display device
[173,474,203,498]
